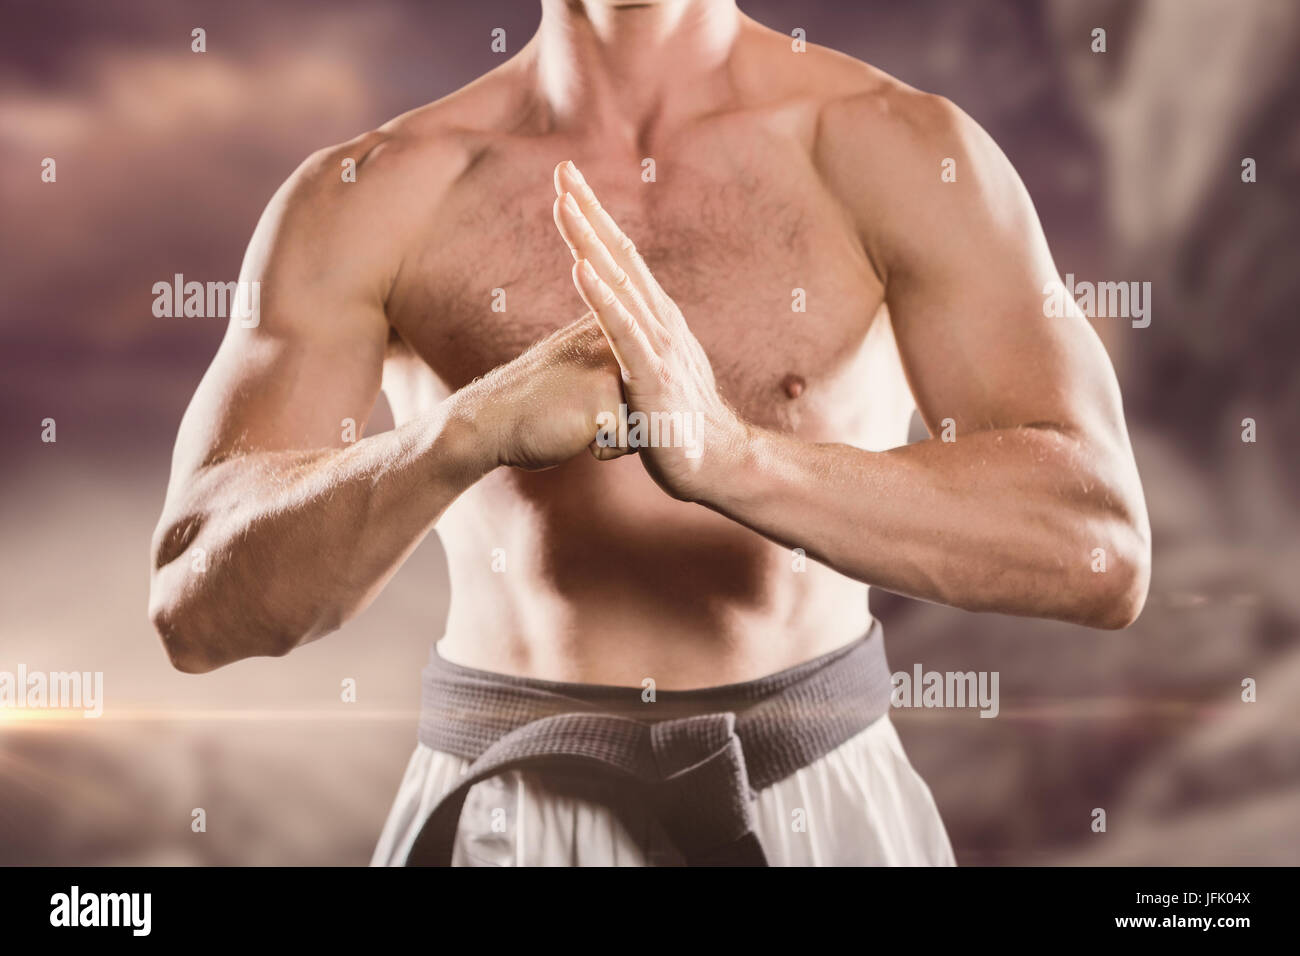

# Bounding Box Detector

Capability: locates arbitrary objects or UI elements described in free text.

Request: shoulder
[797,50,1037,276]
[248,76,518,296]
[733,25,1024,225]
[809,53,1008,197]
[267,109,482,251]
[735,25,970,147]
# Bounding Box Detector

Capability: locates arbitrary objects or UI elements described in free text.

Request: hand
[456,312,633,472]
[551,161,747,501]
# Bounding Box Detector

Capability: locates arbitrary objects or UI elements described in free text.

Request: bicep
[881,109,1126,444]
[888,235,1123,443]
[165,176,390,498]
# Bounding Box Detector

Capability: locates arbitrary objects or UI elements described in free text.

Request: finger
[555,161,664,305]
[572,259,658,383]
[588,437,636,461]
[552,191,625,285]
[555,192,662,337]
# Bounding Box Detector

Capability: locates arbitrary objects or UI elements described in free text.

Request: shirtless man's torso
[150,1,1149,866]
[387,36,917,685]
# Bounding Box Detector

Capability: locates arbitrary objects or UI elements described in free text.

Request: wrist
[436,387,501,485]
[691,413,760,507]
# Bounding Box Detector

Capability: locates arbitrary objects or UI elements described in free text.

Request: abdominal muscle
[430,452,874,688]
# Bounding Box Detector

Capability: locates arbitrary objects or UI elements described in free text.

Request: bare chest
[385,134,900,439]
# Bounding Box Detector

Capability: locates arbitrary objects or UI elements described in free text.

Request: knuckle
[653,358,674,387]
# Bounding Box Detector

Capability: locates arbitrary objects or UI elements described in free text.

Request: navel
[780,373,806,399]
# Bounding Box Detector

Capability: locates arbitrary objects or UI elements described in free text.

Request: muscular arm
[148,137,485,672]
[551,88,1150,630]
[150,137,624,672]
[714,93,1150,627]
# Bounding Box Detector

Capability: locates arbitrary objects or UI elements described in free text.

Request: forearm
[700,423,1150,628]
[149,396,493,671]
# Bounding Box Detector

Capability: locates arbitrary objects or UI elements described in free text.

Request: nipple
[780,373,806,399]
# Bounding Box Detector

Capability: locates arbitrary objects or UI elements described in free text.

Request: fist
[464,313,632,472]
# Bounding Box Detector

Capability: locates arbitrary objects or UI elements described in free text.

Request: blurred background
[1,0,1296,865]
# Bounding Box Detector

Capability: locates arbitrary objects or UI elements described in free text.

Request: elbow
[148,511,328,671]
[1089,563,1149,630]
[148,594,309,673]
[147,573,297,674]
[1075,517,1151,630]
[149,591,221,674]
[148,571,332,673]
[149,520,222,672]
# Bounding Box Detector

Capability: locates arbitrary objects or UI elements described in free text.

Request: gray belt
[406,620,893,866]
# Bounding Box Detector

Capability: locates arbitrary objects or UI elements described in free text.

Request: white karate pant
[371,712,956,866]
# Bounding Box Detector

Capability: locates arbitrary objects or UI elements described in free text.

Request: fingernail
[563,191,580,213]
[566,161,586,185]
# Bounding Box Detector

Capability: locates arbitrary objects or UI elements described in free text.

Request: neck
[531,0,742,141]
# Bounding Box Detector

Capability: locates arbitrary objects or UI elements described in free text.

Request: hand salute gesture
[551,160,747,501]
